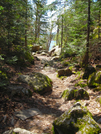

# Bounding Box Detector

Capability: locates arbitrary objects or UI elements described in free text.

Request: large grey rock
[61,88,89,100]
[15,108,42,120]
[3,128,36,134]
[8,84,31,97]
[58,68,73,77]
[17,72,52,95]
[53,102,101,134]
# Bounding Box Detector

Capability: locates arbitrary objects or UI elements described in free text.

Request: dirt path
[1,54,101,134]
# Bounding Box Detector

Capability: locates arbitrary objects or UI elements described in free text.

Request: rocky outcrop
[83,65,96,79]
[17,72,52,95]
[53,102,100,134]
[58,68,73,77]
[61,88,89,100]
[88,71,101,91]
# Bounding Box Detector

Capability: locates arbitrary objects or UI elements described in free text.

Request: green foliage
[6,56,18,65]
[0,70,9,88]
[75,79,87,88]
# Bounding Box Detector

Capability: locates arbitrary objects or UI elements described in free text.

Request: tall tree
[83,0,91,66]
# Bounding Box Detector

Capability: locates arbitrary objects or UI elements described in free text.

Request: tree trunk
[83,0,90,66]
[25,0,27,47]
[98,10,100,39]
[61,15,63,52]
[56,23,59,46]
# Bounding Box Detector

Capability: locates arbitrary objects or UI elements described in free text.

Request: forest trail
[26,54,78,133]
[1,54,101,134]
[22,54,101,134]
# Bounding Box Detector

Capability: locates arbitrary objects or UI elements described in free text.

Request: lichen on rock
[61,88,89,100]
[88,71,101,91]
[53,102,100,134]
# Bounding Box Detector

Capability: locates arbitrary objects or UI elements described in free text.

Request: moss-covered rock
[17,72,52,95]
[88,71,101,90]
[61,88,89,100]
[83,65,96,79]
[53,102,100,134]
[58,68,73,77]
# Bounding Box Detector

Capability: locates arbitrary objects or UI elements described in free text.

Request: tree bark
[25,0,27,47]
[61,15,63,52]
[83,0,90,66]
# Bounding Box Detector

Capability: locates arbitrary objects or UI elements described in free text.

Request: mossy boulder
[53,102,100,134]
[17,72,52,95]
[61,88,89,100]
[88,71,101,90]
[58,68,73,77]
[83,65,96,79]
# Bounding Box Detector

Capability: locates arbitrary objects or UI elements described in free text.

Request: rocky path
[1,54,101,134]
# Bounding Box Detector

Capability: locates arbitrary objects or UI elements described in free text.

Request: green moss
[75,80,87,87]
[96,97,101,105]
[62,61,69,66]
[69,66,73,71]
[57,74,67,79]
[61,89,69,100]
[87,72,96,87]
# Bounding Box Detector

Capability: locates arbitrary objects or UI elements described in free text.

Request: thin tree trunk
[56,23,59,46]
[98,10,100,39]
[83,0,90,66]
[61,15,63,52]
[25,0,27,46]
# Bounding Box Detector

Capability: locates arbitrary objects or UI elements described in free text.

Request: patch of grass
[75,79,87,88]
[57,74,67,79]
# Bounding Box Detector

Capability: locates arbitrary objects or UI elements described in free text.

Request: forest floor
[0,54,101,134]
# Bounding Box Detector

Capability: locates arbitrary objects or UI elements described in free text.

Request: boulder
[3,128,35,134]
[17,72,52,95]
[61,88,89,100]
[41,52,47,56]
[51,56,60,61]
[41,59,53,67]
[8,84,32,97]
[58,68,73,77]
[83,65,96,79]
[49,46,61,56]
[48,46,56,56]
[53,102,101,134]
[88,71,101,90]
[32,44,40,52]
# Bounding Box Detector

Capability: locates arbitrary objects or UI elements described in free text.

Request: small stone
[11,116,15,126]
